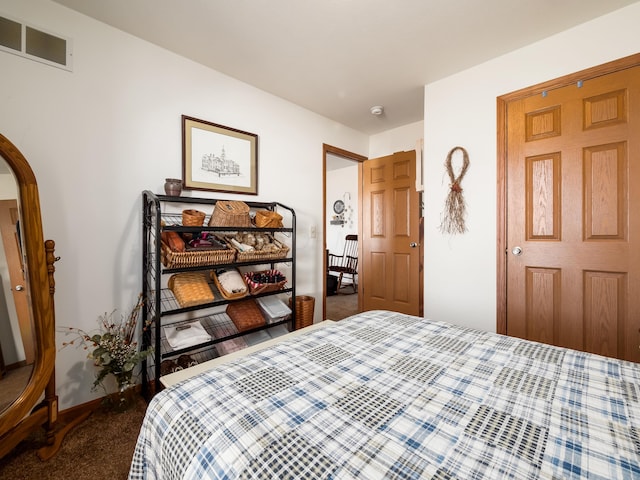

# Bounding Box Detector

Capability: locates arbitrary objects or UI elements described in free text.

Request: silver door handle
[512,246,523,256]
[14,285,24,291]
[410,242,419,248]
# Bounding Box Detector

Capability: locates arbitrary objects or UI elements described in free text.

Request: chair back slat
[327,234,358,292]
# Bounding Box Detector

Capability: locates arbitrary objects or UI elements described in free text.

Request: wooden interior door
[504,64,640,362]
[0,199,34,365]
[362,150,422,315]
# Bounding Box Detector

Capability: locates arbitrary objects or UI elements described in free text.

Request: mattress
[129,310,640,479]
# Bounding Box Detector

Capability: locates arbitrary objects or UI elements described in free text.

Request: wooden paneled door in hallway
[0,199,33,365]
[362,150,422,316]
[499,55,640,362]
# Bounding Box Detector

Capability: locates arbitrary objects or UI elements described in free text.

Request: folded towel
[164,321,211,350]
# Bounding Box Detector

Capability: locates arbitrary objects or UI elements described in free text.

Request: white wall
[0,174,17,198]
[326,165,358,260]
[0,0,370,409]
[423,2,640,333]
[369,120,423,159]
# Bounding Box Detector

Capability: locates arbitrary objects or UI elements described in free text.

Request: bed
[128,310,640,479]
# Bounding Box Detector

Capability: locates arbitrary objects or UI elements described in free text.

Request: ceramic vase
[164,178,182,196]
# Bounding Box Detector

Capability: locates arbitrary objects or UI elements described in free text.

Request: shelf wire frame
[141,191,297,398]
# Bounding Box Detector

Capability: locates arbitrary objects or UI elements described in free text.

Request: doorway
[323,144,366,320]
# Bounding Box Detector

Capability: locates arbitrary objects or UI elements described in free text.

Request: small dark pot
[164,178,182,196]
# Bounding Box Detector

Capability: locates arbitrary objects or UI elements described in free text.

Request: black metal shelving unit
[141,191,296,397]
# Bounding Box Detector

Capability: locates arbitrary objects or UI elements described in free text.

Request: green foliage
[60,294,152,393]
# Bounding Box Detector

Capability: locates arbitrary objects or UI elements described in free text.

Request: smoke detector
[370,105,384,116]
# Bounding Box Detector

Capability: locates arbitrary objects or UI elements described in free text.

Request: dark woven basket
[226,299,265,332]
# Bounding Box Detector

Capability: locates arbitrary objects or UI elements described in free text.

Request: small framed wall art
[182,115,258,195]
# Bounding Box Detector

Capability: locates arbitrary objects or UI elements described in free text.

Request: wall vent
[0,13,72,71]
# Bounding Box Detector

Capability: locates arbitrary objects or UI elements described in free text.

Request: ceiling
[53,0,639,135]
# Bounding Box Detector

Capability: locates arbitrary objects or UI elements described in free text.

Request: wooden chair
[327,234,358,293]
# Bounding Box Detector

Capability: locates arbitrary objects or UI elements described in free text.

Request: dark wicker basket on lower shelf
[226,299,266,332]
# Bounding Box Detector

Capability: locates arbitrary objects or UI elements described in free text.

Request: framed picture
[182,115,258,195]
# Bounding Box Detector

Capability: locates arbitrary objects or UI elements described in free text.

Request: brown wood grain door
[362,150,422,315]
[505,65,640,362]
[0,199,34,365]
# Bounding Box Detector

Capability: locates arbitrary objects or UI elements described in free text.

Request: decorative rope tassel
[439,146,469,235]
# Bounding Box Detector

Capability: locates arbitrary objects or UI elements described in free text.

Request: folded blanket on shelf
[163,321,211,350]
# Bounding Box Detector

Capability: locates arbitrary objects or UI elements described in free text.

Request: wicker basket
[209,200,251,227]
[168,272,215,308]
[244,269,287,295]
[182,209,206,226]
[161,241,235,268]
[227,235,290,262]
[254,210,283,228]
[211,268,248,300]
[226,299,265,332]
[289,295,315,330]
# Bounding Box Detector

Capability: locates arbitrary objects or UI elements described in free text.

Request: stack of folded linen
[163,320,211,350]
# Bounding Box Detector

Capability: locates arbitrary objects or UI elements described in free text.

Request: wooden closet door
[505,65,640,362]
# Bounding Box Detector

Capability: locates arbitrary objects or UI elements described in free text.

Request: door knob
[14,285,24,291]
[410,242,419,248]
[511,246,523,256]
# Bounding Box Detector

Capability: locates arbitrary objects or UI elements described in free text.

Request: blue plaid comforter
[129,310,640,479]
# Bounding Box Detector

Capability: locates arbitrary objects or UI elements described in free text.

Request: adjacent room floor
[325,289,358,320]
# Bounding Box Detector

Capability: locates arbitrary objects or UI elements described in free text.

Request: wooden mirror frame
[0,134,58,458]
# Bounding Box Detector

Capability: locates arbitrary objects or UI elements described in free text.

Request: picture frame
[182,115,258,195]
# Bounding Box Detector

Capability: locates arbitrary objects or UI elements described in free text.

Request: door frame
[322,144,367,320]
[496,52,640,335]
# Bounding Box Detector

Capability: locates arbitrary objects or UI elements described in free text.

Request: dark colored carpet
[326,290,359,320]
[0,366,32,413]
[0,397,147,480]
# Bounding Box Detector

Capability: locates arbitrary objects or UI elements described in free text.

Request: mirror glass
[0,156,34,414]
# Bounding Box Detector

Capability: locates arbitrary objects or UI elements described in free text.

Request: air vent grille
[0,13,72,71]
[0,16,21,51]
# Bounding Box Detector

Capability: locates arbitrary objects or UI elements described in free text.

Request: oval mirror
[0,155,36,414]
[0,134,57,458]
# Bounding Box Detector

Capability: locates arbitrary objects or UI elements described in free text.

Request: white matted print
[182,115,258,195]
